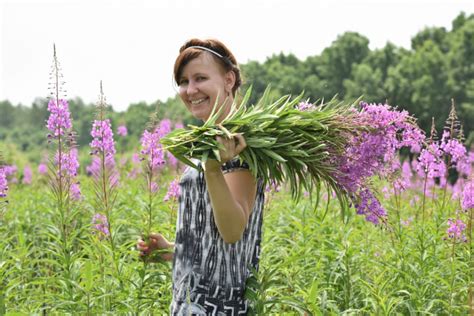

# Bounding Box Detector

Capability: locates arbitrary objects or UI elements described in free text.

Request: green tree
[386,40,452,132]
[317,32,370,99]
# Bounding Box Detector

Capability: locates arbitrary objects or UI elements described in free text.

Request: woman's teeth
[190,98,206,105]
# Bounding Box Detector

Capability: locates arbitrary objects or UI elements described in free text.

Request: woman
[137,38,265,315]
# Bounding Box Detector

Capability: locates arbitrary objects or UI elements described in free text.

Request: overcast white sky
[1,0,473,111]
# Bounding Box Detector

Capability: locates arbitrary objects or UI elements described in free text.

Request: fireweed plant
[160,87,424,225]
[439,101,469,214]
[0,155,6,316]
[134,113,178,312]
[415,104,470,236]
[89,81,120,275]
[22,165,32,185]
[164,178,180,225]
[139,111,166,243]
[44,45,82,307]
[461,178,473,309]
[0,154,8,218]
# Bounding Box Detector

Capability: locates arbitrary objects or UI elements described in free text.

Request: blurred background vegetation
[1,12,473,160]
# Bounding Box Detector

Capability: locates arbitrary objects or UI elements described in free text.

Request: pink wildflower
[167,152,178,168]
[38,163,48,175]
[92,213,109,237]
[3,165,17,178]
[440,137,467,164]
[354,188,387,225]
[22,165,32,185]
[70,182,82,200]
[0,167,8,198]
[462,180,474,210]
[416,143,446,179]
[140,129,165,170]
[132,153,141,164]
[164,179,180,201]
[90,119,116,156]
[86,156,119,187]
[265,180,281,193]
[46,98,72,137]
[117,124,128,137]
[400,216,414,227]
[157,119,172,138]
[150,181,159,193]
[296,101,316,111]
[446,218,467,242]
[328,102,424,225]
[55,148,80,177]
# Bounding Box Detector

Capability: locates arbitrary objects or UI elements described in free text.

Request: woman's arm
[204,134,257,244]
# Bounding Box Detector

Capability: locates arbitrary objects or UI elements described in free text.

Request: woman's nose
[186,81,198,95]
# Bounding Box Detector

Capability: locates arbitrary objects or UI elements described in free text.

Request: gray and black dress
[170,158,265,315]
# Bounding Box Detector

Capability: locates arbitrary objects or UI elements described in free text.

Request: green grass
[0,168,471,315]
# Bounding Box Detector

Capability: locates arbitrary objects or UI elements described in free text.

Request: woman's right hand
[137,233,174,262]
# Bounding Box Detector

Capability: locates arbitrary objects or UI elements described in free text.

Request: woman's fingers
[215,133,246,161]
[234,133,247,154]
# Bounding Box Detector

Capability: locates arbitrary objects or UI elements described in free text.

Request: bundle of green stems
[161,88,365,203]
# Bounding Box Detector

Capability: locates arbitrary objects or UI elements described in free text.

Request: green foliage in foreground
[0,168,470,315]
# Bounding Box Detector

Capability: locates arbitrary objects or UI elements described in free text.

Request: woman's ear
[225,71,236,94]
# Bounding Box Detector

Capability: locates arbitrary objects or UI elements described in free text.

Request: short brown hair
[173,38,242,96]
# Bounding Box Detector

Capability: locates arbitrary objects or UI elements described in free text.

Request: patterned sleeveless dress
[170,158,265,315]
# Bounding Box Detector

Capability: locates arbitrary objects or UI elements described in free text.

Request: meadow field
[1,9,473,316]
[0,134,472,315]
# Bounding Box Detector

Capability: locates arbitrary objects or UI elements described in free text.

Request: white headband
[187,45,224,59]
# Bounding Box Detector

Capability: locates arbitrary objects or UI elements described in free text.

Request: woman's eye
[196,76,206,81]
[179,79,188,86]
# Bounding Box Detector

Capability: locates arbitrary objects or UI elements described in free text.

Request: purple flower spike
[46,99,72,137]
[38,163,48,175]
[164,179,180,201]
[446,218,467,242]
[355,189,387,225]
[90,119,116,156]
[416,143,446,179]
[117,124,128,137]
[92,213,110,237]
[462,180,474,210]
[55,148,80,177]
[158,119,172,138]
[296,101,316,112]
[140,129,165,170]
[265,180,281,193]
[0,167,8,198]
[70,182,82,200]
[150,181,159,193]
[22,165,32,185]
[441,138,467,164]
[167,152,178,167]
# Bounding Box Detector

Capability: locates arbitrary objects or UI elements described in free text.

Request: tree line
[1,12,473,158]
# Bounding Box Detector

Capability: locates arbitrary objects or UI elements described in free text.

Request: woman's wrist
[204,159,222,173]
[162,242,174,261]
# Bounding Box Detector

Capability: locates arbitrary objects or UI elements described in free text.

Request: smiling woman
[174,39,242,122]
[137,39,265,315]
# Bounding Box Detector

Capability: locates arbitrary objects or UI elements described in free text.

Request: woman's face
[178,53,234,122]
